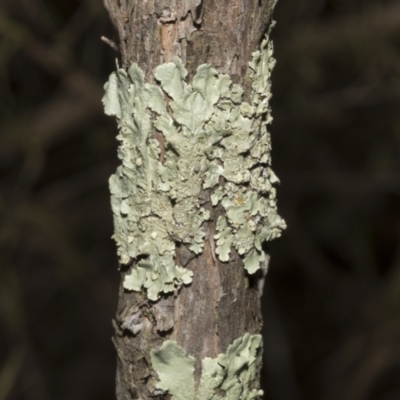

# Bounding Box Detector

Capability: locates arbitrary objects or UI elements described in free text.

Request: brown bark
[104,1,276,398]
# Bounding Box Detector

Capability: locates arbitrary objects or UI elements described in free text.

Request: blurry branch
[37,163,115,209]
[0,4,106,74]
[15,202,90,280]
[0,10,105,90]
[323,311,400,400]
[0,10,106,186]
[0,11,68,74]
[24,70,103,145]
[0,349,24,400]
[57,2,100,49]
[280,171,400,194]
[344,332,400,400]
[0,2,116,398]
[0,268,24,336]
[318,229,400,400]
[374,249,400,321]
[307,78,400,111]
[0,265,25,400]
[0,75,104,187]
[19,0,57,36]
[288,2,400,53]
[283,205,342,290]
[262,284,301,400]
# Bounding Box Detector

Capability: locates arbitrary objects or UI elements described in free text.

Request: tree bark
[103,1,283,399]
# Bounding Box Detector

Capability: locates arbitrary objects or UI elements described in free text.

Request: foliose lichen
[150,333,264,400]
[102,33,286,301]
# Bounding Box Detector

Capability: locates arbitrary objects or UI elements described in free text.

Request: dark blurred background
[0,1,399,399]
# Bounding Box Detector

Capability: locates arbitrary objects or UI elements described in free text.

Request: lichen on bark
[102,30,285,301]
[150,333,264,400]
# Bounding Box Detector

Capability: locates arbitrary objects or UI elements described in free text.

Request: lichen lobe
[103,33,286,301]
[150,333,264,400]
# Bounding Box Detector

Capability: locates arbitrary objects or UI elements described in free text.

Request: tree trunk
[102,1,285,399]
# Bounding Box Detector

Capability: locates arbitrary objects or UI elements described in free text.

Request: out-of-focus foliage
[0,0,399,399]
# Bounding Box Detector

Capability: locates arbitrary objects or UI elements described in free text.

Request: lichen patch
[103,32,286,301]
[150,333,264,400]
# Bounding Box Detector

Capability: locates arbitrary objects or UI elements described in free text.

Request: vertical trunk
[102,1,285,399]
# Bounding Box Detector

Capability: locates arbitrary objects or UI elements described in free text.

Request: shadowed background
[0,1,399,399]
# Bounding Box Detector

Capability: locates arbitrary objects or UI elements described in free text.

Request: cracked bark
[103,1,277,398]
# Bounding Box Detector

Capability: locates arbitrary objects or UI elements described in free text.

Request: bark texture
[104,1,277,398]
[104,0,275,80]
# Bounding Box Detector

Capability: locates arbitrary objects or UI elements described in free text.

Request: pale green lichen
[103,32,285,301]
[150,340,196,400]
[150,333,264,400]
